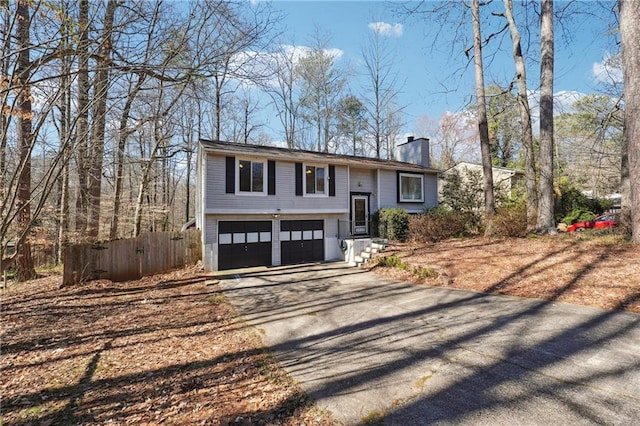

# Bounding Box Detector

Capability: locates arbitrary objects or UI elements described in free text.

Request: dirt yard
[2,235,638,425]
[371,233,640,314]
[0,267,335,425]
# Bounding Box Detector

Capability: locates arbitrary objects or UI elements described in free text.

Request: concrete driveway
[217,262,640,425]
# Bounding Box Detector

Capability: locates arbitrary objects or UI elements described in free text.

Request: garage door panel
[218,221,272,270]
[280,220,324,265]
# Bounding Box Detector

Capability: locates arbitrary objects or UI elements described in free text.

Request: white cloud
[368,22,404,38]
[593,53,623,85]
[280,44,344,62]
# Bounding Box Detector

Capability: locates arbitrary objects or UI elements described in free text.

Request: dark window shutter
[268,160,276,195]
[396,171,401,203]
[225,156,235,194]
[295,162,303,196]
[329,165,336,196]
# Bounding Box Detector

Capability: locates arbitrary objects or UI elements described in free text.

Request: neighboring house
[438,162,524,200]
[196,137,439,271]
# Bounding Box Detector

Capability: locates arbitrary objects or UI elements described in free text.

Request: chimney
[397,137,430,168]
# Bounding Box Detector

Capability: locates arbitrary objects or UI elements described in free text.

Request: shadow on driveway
[219,261,640,425]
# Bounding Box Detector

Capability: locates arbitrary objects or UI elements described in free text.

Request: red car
[566,213,619,232]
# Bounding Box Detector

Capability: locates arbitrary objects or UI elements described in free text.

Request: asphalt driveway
[217,262,640,425]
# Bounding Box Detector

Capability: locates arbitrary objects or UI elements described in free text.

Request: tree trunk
[110,73,146,240]
[0,0,10,195]
[619,0,640,243]
[536,0,556,233]
[471,0,496,236]
[74,0,90,238]
[15,1,35,281]
[503,0,537,230]
[87,0,117,241]
[57,11,71,264]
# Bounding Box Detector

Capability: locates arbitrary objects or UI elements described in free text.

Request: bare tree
[471,0,496,235]
[109,1,160,240]
[264,43,300,148]
[1,0,10,194]
[87,0,117,240]
[361,26,404,159]
[55,0,73,262]
[74,0,90,237]
[1,1,77,276]
[500,0,537,228]
[536,0,556,233]
[619,0,640,242]
[13,1,35,280]
[297,29,347,153]
[414,112,479,169]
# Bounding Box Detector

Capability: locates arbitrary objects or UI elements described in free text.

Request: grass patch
[377,255,438,280]
[361,409,385,424]
[205,294,226,304]
[376,254,407,269]
[412,265,437,279]
[35,263,63,275]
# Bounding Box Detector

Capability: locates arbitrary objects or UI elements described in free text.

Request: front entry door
[351,195,369,235]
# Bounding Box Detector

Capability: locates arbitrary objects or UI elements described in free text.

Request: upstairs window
[305,165,327,195]
[398,172,424,203]
[238,159,265,194]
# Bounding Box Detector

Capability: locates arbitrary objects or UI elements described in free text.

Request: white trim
[398,172,425,203]
[236,157,267,196]
[351,194,369,235]
[204,208,349,214]
[303,163,329,197]
[376,169,381,211]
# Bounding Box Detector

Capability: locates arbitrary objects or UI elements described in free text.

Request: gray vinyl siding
[349,168,376,193]
[424,174,438,207]
[205,215,217,244]
[349,168,379,212]
[205,154,347,212]
[195,148,204,230]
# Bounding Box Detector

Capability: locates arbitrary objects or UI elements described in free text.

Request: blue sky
[257,0,620,142]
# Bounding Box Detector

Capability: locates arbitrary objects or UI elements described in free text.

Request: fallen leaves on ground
[370,234,640,313]
[1,266,336,425]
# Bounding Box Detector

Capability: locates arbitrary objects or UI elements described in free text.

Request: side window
[304,164,327,196]
[398,172,424,203]
[238,159,265,194]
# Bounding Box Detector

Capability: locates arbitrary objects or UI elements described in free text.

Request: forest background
[1,0,638,281]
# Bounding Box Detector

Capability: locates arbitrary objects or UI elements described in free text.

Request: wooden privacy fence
[63,230,201,286]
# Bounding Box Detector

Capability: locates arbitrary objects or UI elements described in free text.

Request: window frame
[398,172,425,203]
[303,163,329,197]
[236,157,267,196]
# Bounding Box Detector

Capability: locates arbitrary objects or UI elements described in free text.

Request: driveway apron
[218,262,640,425]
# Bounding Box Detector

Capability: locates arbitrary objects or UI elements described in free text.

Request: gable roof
[443,161,524,176]
[199,139,440,174]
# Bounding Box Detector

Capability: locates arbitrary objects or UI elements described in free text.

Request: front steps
[351,239,388,267]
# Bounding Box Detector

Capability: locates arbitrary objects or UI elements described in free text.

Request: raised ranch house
[196,137,439,271]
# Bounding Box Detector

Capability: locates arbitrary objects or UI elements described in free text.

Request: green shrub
[493,202,528,237]
[561,208,596,226]
[440,168,483,213]
[376,255,437,279]
[376,208,409,241]
[376,254,407,269]
[556,184,612,224]
[409,207,471,243]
